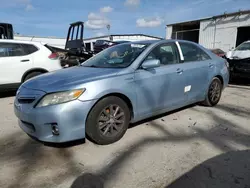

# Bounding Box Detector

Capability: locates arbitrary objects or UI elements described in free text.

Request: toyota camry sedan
[14,40,229,145]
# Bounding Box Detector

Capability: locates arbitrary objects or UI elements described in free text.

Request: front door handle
[176,68,183,74]
[209,63,214,68]
[21,59,30,62]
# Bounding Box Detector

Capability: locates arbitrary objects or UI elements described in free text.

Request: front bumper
[14,88,97,143]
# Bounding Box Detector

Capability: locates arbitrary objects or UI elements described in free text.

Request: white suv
[0,40,62,91]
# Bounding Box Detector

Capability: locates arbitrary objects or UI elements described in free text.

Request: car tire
[202,77,222,107]
[86,96,130,145]
[24,72,43,82]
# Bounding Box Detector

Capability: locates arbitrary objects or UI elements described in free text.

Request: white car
[226,41,250,59]
[0,39,62,91]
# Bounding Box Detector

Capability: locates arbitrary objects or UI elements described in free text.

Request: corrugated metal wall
[199,13,250,51]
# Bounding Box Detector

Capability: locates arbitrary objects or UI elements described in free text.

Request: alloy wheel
[208,80,221,103]
[98,105,125,137]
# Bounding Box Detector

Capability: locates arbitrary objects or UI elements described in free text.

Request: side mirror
[141,59,160,69]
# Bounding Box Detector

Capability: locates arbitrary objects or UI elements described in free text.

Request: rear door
[0,42,34,84]
[178,42,213,103]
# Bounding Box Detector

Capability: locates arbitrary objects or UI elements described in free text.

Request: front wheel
[86,96,130,145]
[202,77,222,106]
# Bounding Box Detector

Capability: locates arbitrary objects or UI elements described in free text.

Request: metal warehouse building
[166,10,250,52]
[83,34,163,51]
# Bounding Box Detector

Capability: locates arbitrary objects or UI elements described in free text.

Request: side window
[0,43,25,57]
[0,43,9,57]
[145,43,180,66]
[179,42,211,62]
[21,44,38,55]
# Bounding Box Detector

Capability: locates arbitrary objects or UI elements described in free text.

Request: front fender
[77,73,137,116]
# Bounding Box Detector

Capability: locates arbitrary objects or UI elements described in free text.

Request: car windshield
[235,42,250,51]
[81,43,149,68]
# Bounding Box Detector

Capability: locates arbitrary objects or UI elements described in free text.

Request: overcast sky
[0,0,250,38]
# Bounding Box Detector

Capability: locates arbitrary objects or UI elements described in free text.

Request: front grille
[18,98,36,104]
[21,120,36,132]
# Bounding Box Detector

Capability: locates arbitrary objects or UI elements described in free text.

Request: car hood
[22,66,121,93]
[226,50,250,59]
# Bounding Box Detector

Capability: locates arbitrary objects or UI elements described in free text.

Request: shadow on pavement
[0,90,16,98]
[1,83,250,188]
[229,77,250,86]
[166,150,250,188]
[71,173,104,188]
[129,104,196,129]
[0,132,83,188]
[70,101,250,188]
[44,139,85,148]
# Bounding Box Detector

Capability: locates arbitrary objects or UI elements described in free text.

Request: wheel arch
[214,75,224,87]
[21,68,48,82]
[87,92,135,121]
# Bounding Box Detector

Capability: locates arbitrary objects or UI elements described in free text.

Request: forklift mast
[65,21,85,52]
[0,23,13,39]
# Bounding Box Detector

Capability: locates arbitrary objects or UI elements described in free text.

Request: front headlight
[36,89,85,108]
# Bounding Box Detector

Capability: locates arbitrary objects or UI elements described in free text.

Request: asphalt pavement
[0,83,250,188]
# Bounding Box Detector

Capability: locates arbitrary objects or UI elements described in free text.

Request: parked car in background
[14,40,229,145]
[225,41,250,81]
[0,40,62,91]
[209,48,225,57]
[226,41,250,59]
[93,40,129,54]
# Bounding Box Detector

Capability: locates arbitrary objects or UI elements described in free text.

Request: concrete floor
[0,83,250,188]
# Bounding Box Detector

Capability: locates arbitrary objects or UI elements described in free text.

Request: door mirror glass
[141,59,160,69]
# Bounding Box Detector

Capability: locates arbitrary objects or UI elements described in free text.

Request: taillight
[224,60,229,68]
[48,53,58,60]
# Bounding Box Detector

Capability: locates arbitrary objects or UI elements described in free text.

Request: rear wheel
[24,71,43,82]
[202,77,222,106]
[86,96,130,145]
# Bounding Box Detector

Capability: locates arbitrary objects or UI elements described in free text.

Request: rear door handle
[21,59,30,62]
[176,68,183,74]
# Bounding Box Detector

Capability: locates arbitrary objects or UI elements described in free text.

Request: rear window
[22,44,38,55]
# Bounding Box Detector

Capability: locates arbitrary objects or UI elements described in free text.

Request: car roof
[0,39,45,45]
[129,39,199,45]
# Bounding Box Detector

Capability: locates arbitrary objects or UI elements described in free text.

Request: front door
[134,42,188,118]
[0,42,33,85]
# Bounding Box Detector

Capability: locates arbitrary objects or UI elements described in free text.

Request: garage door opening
[236,26,250,47]
[171,21,200,43]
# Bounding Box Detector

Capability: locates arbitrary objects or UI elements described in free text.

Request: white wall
[112,35,160,41]
[166,26,173,39]
[199,13,250,51]
[14,35,66,49]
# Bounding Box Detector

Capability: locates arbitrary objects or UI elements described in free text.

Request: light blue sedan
[14,40,229,145]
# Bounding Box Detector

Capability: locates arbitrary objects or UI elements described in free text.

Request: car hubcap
[209,81,221,103]
[98,105,125,137]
